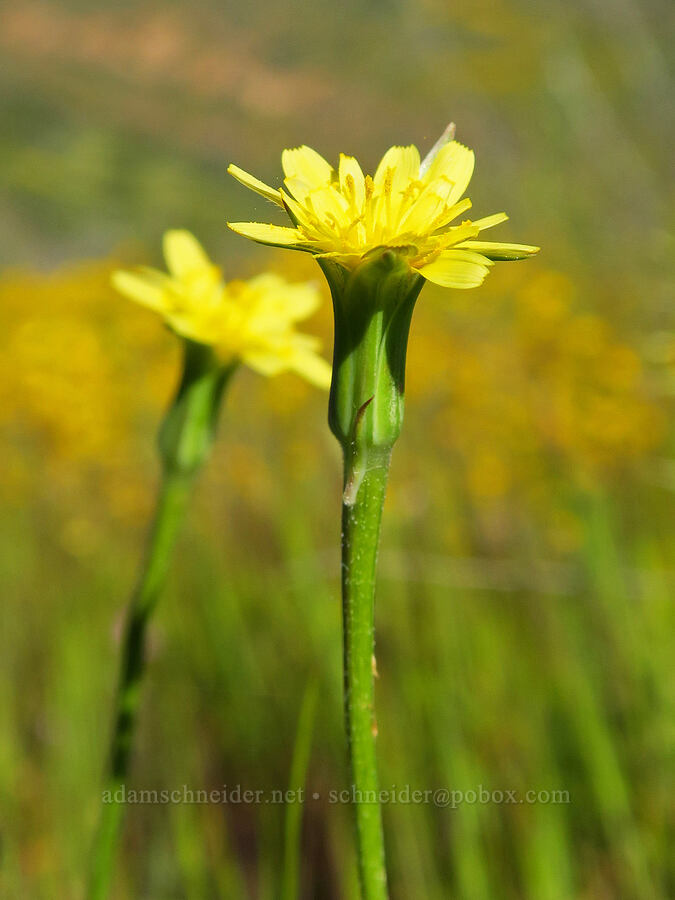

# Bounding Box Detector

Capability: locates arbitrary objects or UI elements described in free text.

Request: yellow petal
[227,222,309,249]
[417,248,492,289]
[431,221,481,252]
[398,190,446,233]
[472,212,509,231]
[246,275,321,320]
[431,198,474,231]
[285,284,321,320]
[399,183,470,233]
[281,146,333,189]
[419,122,456,176]
[422,141,475,205]
[282,176,315,203]
[338,154,366,209]
[111,269,166,312]
[228,164,284,207]
[164,312,216,345]
[241,350,286,377]
[280,189,315,230]
[305,185,350,227]
[417,175,459,207]
[163,230,212,279]
[373,145,420,192]
[288,349,332,389]
[455,241,540,260]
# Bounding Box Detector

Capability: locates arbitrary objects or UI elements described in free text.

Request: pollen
[382,169,394,197]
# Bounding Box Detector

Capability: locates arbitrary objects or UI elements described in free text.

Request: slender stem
[320,252,420,898]
[89,341,233,900]
[88,468,193,900]
[341,447,392,900]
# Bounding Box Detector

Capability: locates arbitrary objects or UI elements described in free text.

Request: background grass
[1,0,673,897]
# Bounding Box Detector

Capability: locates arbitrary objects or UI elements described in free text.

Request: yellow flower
[112,230,331,388]
[227,126,539,289]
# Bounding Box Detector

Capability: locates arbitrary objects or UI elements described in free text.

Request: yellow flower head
[228,125,539,289]
[112,230,331,388]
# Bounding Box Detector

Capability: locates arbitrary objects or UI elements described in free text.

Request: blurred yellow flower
[1,257,667,549]
[228,128,538,289]
[112,230,331,388]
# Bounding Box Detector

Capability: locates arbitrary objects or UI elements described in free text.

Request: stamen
[431,206,452,229]
[345,215,365,241]
[382,168,395,233]
[412,247,440,268]
[399,183,417,212]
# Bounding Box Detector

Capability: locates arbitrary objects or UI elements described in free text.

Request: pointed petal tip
[110,268,166,310]
[227,221,308,249]
[228,163,284,207]
[455,240,540,261]
[281,146,334,187]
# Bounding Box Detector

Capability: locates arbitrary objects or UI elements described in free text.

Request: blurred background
[1,0,673,897]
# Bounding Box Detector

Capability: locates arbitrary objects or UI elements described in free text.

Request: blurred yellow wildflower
[112,230,331,388]
[0,257,667,552]
[228,127,538,289]
[409,268,666,508]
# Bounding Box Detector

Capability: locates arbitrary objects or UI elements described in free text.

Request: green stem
[320,251,423,899]
[88,340,234,900]
[88,469,193,900]
[314,251,424,899]
[341,447,392,900]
